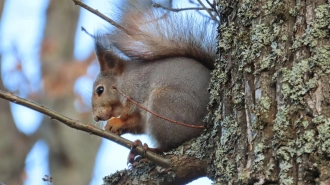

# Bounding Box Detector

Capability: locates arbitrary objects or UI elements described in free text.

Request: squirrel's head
[92,38,126,122]
[92,74,123,122]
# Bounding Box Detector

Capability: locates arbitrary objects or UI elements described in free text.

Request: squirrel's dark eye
[96,86,104,96]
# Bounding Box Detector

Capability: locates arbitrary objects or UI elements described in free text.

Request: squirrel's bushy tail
[98,1,217,70]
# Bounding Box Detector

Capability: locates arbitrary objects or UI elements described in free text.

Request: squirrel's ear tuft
[95,37,125,75]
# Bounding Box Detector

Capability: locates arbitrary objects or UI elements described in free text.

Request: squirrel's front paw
[104,117,125,135]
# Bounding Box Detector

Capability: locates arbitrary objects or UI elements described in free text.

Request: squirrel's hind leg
[146,87,205,151]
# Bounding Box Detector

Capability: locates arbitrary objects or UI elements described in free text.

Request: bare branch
[0,90,171,168]
[205,0,221,19]
[103,140,208,185]
[153,2,219,23]
[81,26,94,38]
[196,0,217,21]
[153,3,213,12]
[71,0,130,35]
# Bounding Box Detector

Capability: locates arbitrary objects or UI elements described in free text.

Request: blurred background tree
[0,0,211,184]
[0,0,100,184]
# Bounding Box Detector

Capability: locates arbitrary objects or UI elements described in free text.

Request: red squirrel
[92,1,217,154]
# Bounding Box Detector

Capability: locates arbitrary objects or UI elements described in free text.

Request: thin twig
[205,0,213,7]
[71,0,130,35]
[0,90,171,168]
[42,175,53,185]
[81,27,94,38]
[153,3,213,13]
[206,0,221,19]
[153,2,219,23]
[196,0,217,21]
[112,86,205,129]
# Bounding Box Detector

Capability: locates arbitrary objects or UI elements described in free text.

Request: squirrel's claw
[130,139,143,149]
[127,140,162,166]
[127,139,150,165]
[127,139,143,164]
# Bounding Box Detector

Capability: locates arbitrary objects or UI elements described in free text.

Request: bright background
[0,0,213,184]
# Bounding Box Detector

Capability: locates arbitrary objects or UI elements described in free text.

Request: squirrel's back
[96,1,217,70]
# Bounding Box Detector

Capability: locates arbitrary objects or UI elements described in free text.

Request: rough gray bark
[206,0,330,184]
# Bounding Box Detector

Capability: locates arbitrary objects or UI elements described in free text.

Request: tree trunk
[0,66,34,185]
[0,0,4,19]
[1,0,101,184]
[206,0,330,184]
[39,0,100,184]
